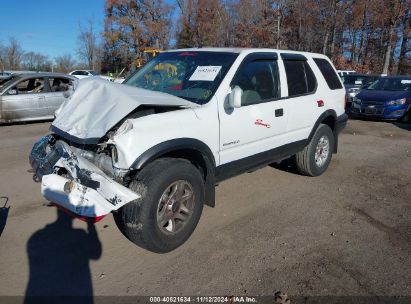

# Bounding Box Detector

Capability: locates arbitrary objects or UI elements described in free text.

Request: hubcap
[156,180,195,234]
[315,135,330,167]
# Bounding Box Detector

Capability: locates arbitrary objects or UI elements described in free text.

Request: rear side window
[284,60,317,96]
[48,78,73,92]
[313,58,343,90]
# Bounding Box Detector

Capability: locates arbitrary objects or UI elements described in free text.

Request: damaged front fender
[30,136,139,220]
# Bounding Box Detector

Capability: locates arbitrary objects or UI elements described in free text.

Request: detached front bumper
[30,135,139,221]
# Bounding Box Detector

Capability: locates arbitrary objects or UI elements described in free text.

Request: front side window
[231,60,280,106]
[125,51,238,104]
[284,60,317,96]
[14,78,45,94]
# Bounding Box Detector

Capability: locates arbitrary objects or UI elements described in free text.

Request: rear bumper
[30,136,139,220]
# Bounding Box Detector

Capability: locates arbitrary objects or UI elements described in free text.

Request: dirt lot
[0,118,410,299]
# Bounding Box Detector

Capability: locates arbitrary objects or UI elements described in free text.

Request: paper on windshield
[401,80,411,84]
[189,66,222,81]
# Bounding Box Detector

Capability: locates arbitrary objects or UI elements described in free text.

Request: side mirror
[229,86,242,108]
[8,89,17,95]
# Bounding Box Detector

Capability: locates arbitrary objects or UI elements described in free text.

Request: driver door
[1,77,46,121]
[218,53,289,165]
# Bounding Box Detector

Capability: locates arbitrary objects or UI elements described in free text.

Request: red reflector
[317,100,325,107]
[344,95,347,110]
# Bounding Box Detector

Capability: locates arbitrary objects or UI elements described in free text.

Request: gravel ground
[0,118,410,299]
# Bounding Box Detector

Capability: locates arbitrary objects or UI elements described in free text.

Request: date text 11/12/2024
[149,296,258,303]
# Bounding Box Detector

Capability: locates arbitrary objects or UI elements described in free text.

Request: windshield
[125,51,238,104]
[367,78,411,91]
[89,71,100,76]
[342,75,377,85]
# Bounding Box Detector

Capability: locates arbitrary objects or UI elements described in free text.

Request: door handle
[275,108,283,117]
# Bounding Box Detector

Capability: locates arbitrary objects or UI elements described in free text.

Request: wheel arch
[308,110,338,153]
[131,138,216,207]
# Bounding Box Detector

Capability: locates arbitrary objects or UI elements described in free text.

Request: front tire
[114,158,204,253]
[296,124,334,177]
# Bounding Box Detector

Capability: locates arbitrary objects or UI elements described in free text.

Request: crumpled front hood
[52,78,195,143]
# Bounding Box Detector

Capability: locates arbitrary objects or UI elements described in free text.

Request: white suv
[30,48,347,252]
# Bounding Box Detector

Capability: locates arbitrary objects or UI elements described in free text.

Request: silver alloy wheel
[314,135,330,167]
[156,180,195,234]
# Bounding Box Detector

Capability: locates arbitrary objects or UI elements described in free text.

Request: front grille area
[361,100,385,106]
[361,108,384,115]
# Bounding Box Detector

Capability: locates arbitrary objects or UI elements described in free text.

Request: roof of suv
[167,47,329,58]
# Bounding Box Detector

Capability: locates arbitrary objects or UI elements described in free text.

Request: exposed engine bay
[29,78,195,220]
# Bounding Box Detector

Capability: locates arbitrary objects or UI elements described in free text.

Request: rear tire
[114,158,204,253]
[296,124,334,177]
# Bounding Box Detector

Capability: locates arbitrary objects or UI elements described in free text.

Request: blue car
[351,76,411,122]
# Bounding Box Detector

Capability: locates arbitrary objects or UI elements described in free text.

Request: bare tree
[397,8,411,74]
[6,37,23,70]
[77,20,98,70]
[0,41,5,72]
[55,54,76,73]
[23,52,50,71]
[103,0,173,71]
[382,0,409,74]
[99,0,411,74]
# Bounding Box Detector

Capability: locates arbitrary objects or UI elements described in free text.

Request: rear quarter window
[313,58,343,90]
[284,60,317,96]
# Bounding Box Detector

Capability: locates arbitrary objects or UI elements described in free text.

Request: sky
[0,0,105,60]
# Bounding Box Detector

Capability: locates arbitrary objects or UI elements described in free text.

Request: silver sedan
[0,73,76,123]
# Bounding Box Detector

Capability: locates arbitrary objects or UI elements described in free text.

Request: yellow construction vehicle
[134,48,162,69]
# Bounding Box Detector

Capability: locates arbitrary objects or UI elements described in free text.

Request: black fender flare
[308,110,339,153]
[131,138,216,207]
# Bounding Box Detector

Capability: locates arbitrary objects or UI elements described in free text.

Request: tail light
[344,95,347,110]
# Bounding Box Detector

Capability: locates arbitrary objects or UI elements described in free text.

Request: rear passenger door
[280,54,320,141]
[219,53,290,164]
